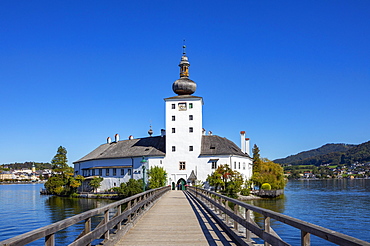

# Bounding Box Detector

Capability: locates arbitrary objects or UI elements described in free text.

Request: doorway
[176,178,186,190]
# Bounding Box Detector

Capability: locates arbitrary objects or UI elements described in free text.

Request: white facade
[74,51,253,191]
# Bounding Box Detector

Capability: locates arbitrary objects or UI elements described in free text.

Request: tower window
[179,161,186,170]
[189,146,193,151]
[189,103,193,109]
[189,127,193,133]
[172,116,175,121]
[172,128,176,133]
[172,146,176,152]
[172,104,175,109]
[189,115,193,120]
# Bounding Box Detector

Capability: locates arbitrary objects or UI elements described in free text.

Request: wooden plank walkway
[114,190,237,246]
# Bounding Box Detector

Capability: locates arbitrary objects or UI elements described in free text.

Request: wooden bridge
[1,186,369,246]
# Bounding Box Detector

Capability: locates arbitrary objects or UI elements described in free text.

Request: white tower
[164,46,203,188]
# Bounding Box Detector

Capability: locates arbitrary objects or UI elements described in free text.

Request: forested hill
[1,162,52,170]
[273,143,359,166]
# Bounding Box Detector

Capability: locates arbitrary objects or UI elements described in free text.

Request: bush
[240,188,250,196]
[261,183,271,190]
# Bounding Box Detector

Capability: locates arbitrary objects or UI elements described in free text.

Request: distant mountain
[274,143,356,166]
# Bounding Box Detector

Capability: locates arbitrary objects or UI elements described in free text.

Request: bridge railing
[0,186,170,246]
[187,186,370,246]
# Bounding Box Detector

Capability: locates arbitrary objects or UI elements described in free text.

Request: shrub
[240,188,250,196]
[261,183,271,190]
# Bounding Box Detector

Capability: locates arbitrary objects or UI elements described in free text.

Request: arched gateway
[176,178,186,190]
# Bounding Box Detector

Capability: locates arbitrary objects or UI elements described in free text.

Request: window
[189,146,193,151]
[172,128,176,133]
[160,160,162,164]
[189,103,193,108]
[211,161,217,169]
[172,115,175,121]
[179,161,186,170]
[238,162,241,169]
[99,169,102,176]
[128,169,132,175]
[189,127,193,133]
[172,146,176,152]
[121,169,125,175]
[171,104,175,109]
[234,162,236,169]
[243,162,246,170]
[189,115,193,120]
[113,168,117,176]
[92,169,96,176]
[106,168,110,176]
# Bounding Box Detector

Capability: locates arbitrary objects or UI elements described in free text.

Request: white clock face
[178,103,187,111]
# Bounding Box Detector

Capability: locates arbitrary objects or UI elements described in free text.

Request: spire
[172,43,196,95]
[179,41,190,78]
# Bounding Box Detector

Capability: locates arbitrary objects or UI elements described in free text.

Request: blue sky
[1,1,369,165]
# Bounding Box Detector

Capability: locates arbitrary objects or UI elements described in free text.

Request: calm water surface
[246,179,370,245]
[1,180,369,245]
[0,183,115,245]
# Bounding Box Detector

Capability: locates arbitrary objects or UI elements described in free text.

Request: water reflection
[45,196,115,245]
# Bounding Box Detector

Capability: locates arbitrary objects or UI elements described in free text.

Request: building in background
[73,49,253,191]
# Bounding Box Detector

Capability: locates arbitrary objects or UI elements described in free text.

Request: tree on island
[251,144,286,189]
[45,146,84,196]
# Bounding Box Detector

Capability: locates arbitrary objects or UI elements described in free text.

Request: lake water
[0,180,369,245]
[245,179,370,245]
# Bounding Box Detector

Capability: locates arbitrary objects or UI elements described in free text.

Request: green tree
[148,166,167,189]
[115,179,143,197]
[89,176,104,193]
[251,158,286,189]
[206,164,244,198]
[252,144,262,175]
[45,146,83,196]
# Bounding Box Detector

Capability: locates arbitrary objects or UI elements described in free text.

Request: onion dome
[148,125,153,137]
[172,45,197,95]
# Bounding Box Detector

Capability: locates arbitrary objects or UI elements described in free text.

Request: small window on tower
[172,146,176,152]
[189,127,193,133]
[189,103,193,109]
[189,115,193,120]
[172,116,175,121]
[189,146,193,151]
[179,161,186,170]
[172,104,175,109]
[172,128,176,133]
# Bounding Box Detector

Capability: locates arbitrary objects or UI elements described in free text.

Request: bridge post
[264,216,271,246]
[84,218,91,246]
[104,210,110,240]
[45,233,54,246]
[301,230,310,246]
[234,204,239,231]
[245,208,251,241]
[117,205,122,230]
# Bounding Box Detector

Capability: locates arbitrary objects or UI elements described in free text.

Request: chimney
[245,138,250,156]
[128,135,134,140]
[208,131,213,136]
[161,129,166,137]
[240,131,246,153]
[107,137,112,144]
[115,133,120,142]
[202,128,206,135]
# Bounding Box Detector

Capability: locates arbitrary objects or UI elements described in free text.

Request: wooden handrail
[0,186,170,246]
[187,186,370,246]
